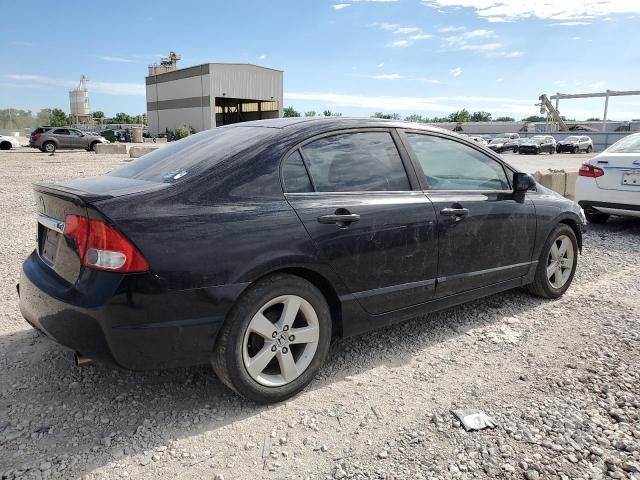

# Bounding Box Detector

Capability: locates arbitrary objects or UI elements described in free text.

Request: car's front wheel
[211,274,332,403]
[586,145,593,153]
[527,224,578,299]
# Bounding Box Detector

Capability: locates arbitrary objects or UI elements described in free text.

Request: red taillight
[63,214,149,273]
[578,163,604,178]
[34,133,41,140]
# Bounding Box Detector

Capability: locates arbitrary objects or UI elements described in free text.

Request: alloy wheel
[242,295,320,387]
[546,235,574,289]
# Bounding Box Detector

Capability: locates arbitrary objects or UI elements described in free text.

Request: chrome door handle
[317,213,361,225]
[440,208,469,217]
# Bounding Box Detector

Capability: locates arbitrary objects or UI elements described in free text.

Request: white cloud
[333,0,398,7]
[377,63,384,68]
[420,0,640,22]
[487,50,524,57]
[449,67,463,77]
[259,54,266,60]
[373,23,421,34]
[390,40,410,47]
[374,73,403,79]
[571,36,581,40]
[332,3,351,9]
[590,81,606,88]
[2,74,144,96]
[496,78,504,82]
[372,22,432,47]
[409,33,433,40]
[460,42,504,51]
[438,26,466,32]
[99,56,135,63]
[548,21,591,26]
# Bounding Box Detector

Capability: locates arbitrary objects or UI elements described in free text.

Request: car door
[399,131,537,298]
[52,129,71,148]
[68,129,85,148]
[283,129,439,315]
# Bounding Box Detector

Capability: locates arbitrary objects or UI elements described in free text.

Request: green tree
[50,108,69,127]
[174,127,191,140]
[283,107,300,118]
[404,114,429,123]
[586,117,601,121]
[495,116,515,122]
[522,115,545,122]
[371,112,401,120]
[322,110,342,117]
[304,111,316,117]
[36,108,52,126]
[470,111,492,122]
[447,108,470,123]
[92,111,105,119]
[113,112,135,124]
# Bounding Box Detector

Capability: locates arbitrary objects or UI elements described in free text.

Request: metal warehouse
[146,55,283,137]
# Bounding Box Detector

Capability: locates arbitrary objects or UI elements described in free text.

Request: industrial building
[146,53,283,137]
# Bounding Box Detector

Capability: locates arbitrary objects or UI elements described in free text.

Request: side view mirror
[513,172,536,192]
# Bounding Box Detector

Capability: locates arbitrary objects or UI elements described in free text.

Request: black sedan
[18,118,585,403]
[518,135,557,155]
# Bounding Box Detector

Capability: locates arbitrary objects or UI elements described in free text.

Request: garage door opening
[215,98,280,126]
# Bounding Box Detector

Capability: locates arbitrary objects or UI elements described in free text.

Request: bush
[174,127,191,140]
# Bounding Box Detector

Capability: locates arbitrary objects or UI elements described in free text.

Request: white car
[575,132,640,223]
[0,135,20,150]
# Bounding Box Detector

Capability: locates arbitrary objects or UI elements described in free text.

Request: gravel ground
[1,148,639,480]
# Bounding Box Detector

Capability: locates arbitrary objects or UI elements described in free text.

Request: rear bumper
[578,200,640,217]
[557,144,578,152]
[18,251,247,370]
[518,146,540,154]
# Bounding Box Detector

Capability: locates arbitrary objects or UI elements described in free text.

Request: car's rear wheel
[513,146,518,153]
[211,274,331,403]
[527,224,578,299]
[42,141,56,153]
[585,209,609,224]
[586,145,593,153]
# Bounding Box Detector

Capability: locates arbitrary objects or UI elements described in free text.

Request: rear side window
[406,133,510,191]
[282,151,313,193]
[608,135,640,153]
[299,132,410,192]
[110,126,274,183]
[53,129,69,135]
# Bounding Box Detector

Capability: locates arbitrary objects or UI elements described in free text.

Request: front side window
[405,133,510,191]
[300,131,410,192]
[69,129,83,137]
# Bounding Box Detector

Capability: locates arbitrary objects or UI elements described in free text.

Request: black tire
[549,146,555,154]
[586,145,593,153]
[513,146,518,153]
[0,141,11,150]
[556,146,561,154]
[88,142,99,152]
[585,209,609,224]
[536,147,540,155]
[42,141,56,153]
[573,146,579,154]
[211,274,332,403]
[527,224,578,299]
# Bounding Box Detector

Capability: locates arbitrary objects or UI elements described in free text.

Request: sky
[2,0,640,121]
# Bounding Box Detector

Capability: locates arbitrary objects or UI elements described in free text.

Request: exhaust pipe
[74,352,93,367]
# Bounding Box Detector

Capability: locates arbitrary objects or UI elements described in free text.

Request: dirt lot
[1,148,639,480]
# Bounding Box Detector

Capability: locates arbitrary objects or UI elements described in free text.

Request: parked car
[557,135,593,154]
[101,129,131,143]
[518,136,556,155]
[468,135,488,146]
[30,127,108,153]
[575,132,640,223]
[18,118,584,403]
[487,133,520,153]
[0,134,20,150]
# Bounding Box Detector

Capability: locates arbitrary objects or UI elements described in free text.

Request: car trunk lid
[593,153,640,191]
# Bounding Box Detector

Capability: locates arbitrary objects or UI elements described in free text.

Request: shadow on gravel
[1,218,638,475]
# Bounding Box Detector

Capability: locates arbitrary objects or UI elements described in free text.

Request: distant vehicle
[557,135,593,154]
[468,136,488,145]
[488,133,520,153]
[101,129,131,143]
[518,136,556,155]
[31,127,108,153]
[576,132,640,223]
[0,134,20,150]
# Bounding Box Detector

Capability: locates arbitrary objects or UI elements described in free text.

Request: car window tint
[406,133,510,191]
[54,129,69,135]
[69,130,82,136]
[300,132,410,192]
[283,150,313,193]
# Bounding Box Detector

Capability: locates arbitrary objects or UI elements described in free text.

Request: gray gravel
[1,148,639,479]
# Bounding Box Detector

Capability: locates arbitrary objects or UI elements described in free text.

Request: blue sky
[2,0,640,120]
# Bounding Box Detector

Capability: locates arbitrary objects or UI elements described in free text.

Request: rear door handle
[317,213,361,226]
[440,207,469,219]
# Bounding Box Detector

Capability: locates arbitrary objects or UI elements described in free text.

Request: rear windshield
[607,135,640,154]
[110,126,274,183]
